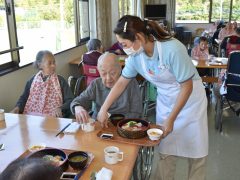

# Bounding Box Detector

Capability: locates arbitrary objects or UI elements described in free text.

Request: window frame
[0,0,90,75]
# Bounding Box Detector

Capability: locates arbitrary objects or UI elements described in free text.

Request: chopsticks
[55,123,71,137]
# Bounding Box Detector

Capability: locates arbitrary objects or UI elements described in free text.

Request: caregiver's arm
[98,76,131,127]
[163,79,193,137]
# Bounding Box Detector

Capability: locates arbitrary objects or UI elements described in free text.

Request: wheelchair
[215,51,240,132]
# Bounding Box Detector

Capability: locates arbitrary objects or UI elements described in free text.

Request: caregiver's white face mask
[123,44,143,56]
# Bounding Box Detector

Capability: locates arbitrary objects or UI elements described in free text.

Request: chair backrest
[68,76,86,97]
[82,63,100,86]
[195,28,205,37]
[226,43,240,57]
[226,51,240,101]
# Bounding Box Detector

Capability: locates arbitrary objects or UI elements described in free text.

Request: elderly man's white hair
[97,52,121,70]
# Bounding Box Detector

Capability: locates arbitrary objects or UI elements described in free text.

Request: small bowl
[147,128,163,141]
[28,143,46,152]
[110,114,125,126]
[81,118,95,132]
[68,151,88,170]
[27,148,68,172]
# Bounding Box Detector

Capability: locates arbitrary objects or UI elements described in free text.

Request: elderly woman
[11,50,74,117]
[70,52,142,123]
[82,39,104,66]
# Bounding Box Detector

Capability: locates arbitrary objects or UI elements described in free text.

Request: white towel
[96,167,113,180]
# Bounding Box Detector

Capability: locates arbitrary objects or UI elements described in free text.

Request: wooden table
[0,113,139,180]
[192,59,227,83]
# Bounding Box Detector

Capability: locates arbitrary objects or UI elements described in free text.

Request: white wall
[0,46,86,112]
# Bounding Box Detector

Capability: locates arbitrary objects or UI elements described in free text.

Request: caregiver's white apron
[140,42,208,158]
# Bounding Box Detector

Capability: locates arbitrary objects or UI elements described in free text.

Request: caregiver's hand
[97,109,109,128]
[162,119,174,137]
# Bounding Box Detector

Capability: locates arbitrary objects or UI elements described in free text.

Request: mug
[81,118,95,132]
[104,146,123,165]
[0,109,5,121]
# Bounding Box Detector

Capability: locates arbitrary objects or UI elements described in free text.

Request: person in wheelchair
[214,51,240,131]
[220,27,240,57]
[70,52,142,123]
[82,38,104,66]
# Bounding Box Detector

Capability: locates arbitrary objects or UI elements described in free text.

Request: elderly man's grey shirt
[70,77,142,119]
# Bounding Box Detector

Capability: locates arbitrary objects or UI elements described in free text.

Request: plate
[28,143,46,152]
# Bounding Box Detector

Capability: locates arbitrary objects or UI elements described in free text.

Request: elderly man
[82,39,104,66]
[70,52,142,123]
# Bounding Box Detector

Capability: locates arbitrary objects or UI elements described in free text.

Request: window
[176,0,239,23]
[78,0,90,43]
[176,0,210,23]
[232,0,240,21]
[0,0,90,71]
[0,0,11,65]
[211,0,231,22]
[15,0,75,66]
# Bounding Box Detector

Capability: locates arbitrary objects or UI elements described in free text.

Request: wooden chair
[195,28,205,37]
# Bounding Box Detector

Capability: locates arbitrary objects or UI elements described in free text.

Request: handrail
[0,46,24,55]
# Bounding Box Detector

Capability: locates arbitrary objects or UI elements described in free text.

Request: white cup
[0,109,5,121]
[104,146,123,165]
[81,118,95,132]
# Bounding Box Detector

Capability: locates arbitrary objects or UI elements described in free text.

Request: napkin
[64,122,80,133]
[95,167,113,180]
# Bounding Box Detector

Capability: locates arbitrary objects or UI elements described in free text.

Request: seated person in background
[107,42,126,55]
[82,39,104,66]
[218,22,235,41]
[11,50,74,117]
[0,158,61,180]
[70,52,142,123]
[191,36,210,77]
[191,36,209,60]
[220,27,240,56]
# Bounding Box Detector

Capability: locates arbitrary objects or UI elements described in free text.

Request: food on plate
[147,128,163,141]
[29,144,46,152]
[149,131,161,136]
[42,155,64,166]
[121,121,147,131]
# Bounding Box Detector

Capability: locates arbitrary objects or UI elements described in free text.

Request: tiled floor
[149,97,240,180]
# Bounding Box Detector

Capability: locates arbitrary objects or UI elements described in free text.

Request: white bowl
[28,143,46,152]
[221,58,228,65]
[147,128,163,141]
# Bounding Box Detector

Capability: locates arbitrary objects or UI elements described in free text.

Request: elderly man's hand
[75,106,90,124]
[97,109,109,128]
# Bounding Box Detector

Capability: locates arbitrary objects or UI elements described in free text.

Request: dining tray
[18,147,94,176]
[97,123,163,147]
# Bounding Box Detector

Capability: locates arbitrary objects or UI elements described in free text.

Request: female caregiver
[98,15,208,180]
